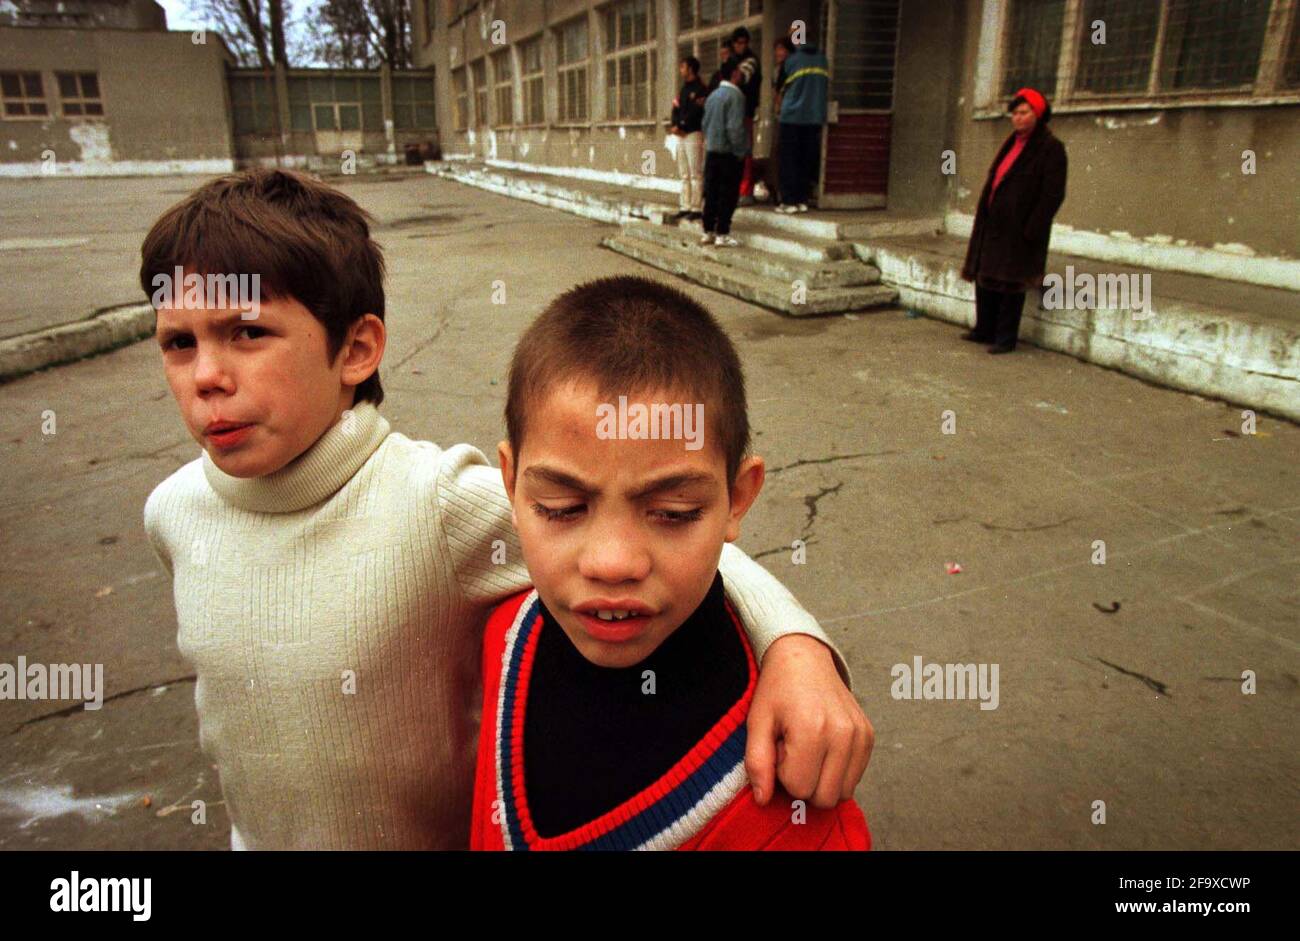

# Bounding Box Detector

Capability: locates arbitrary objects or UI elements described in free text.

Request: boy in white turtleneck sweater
[139,168,872,850]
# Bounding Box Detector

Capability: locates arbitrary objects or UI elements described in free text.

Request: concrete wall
[0,27,235,171]
[944,0,1299,262]
[886,0,961,215]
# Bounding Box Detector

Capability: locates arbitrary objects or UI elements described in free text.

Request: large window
[471,58,488,127]
[228,74,277,135]
[604,0,656,120]
[997,0,1295,106]
[492,49,513,126]
[1001,0,1065,97]
[286,75,381,133]
[393,74,436,129]
[1,71,48,118]
[677,0,762,84]
[56,72,103,116]
[521,36,545,124]
[452,67,469,130]
[557,16,590,122]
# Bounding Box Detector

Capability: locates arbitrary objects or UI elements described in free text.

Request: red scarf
[989,131,1030,206]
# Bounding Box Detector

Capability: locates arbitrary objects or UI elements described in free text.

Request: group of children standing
[669,27,832,244]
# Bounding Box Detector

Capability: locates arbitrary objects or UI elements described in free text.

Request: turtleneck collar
[201,401,391,514]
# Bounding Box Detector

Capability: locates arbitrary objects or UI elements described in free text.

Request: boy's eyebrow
[524,465,596,493]
[156,309,262,342]
[523,465,716,499]
[627,472,716,500]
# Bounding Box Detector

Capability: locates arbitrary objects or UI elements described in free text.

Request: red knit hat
[1013,87,1048,118]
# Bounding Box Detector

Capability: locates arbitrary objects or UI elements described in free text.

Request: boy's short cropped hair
[139,168,387,405]
[505,275,750,483]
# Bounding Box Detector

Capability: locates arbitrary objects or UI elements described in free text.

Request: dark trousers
[778,122,821,206]
[973,285,1027,349]
[702,151,743,235]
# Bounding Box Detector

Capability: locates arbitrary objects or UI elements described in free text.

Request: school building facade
[413,0,1300,270]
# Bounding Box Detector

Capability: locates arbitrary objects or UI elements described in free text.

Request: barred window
[1160,0,1271,90]
[1076,0,1160,93]
[471,58,488,127]
[680,0,762,29]
[57,71,103,116]
[452,67,469,130]
[1000,0,1295,106]
[604,0,656,120]
[1,71,48,118]
[557,16,589,122]
[1001,0,1065,97]
[521,36,545,124]
[492,49,513,126]
[831,0,896,109]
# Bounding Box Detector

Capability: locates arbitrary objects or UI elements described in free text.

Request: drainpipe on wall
[272,60,290,167]
[381,61,396,162]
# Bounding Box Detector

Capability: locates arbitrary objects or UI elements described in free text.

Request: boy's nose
[193,346,235,393]
[578,522,652,585]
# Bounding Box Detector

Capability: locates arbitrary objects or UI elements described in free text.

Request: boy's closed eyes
[499,377,765,670]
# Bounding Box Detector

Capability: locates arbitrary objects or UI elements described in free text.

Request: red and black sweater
[470,574,870,851]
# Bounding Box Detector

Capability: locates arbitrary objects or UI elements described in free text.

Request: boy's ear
[497,440,518,527]
[724,455,765,543]
[339,313,385,389]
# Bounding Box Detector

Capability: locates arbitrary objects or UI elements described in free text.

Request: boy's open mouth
[572,601,657,643]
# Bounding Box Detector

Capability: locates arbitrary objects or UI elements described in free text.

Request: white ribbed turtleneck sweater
[144,402,843,849]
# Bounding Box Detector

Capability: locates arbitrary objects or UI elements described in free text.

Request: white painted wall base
[945,212,1299,292]
[859,240,1300,422]
[0,159,235,178]
[482,157,680,194]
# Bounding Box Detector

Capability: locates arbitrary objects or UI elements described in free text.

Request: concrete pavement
[0,172,1296,849]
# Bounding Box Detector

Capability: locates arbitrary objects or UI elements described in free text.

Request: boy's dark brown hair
[139,168,387,405]
[506,276,750,483]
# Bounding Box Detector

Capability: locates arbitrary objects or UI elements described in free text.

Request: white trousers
[675,131,704,212]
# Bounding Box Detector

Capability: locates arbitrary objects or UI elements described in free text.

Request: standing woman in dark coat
[960,87,1067,354]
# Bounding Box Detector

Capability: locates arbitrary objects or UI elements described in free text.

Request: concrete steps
[602,224,898,316]
[619,222,881,288]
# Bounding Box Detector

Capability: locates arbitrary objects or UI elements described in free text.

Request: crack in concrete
[9,675,196,735]
[766,450,899,475]
[753,537,818,561]
[751,482,843,561]
[803,482,844,531]
[979,515,1079,532]
[1096,658,1171,697]
[390,317,450,373]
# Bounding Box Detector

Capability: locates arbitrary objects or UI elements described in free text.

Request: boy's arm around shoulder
[423,441,532,608]
[718,542,848,684]
[719,544,873,809]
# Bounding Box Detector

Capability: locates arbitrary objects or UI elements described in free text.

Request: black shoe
[960,331,988,343]
[986,344,1014,354]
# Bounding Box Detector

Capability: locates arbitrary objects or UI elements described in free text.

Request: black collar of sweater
[522,571,749,837]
